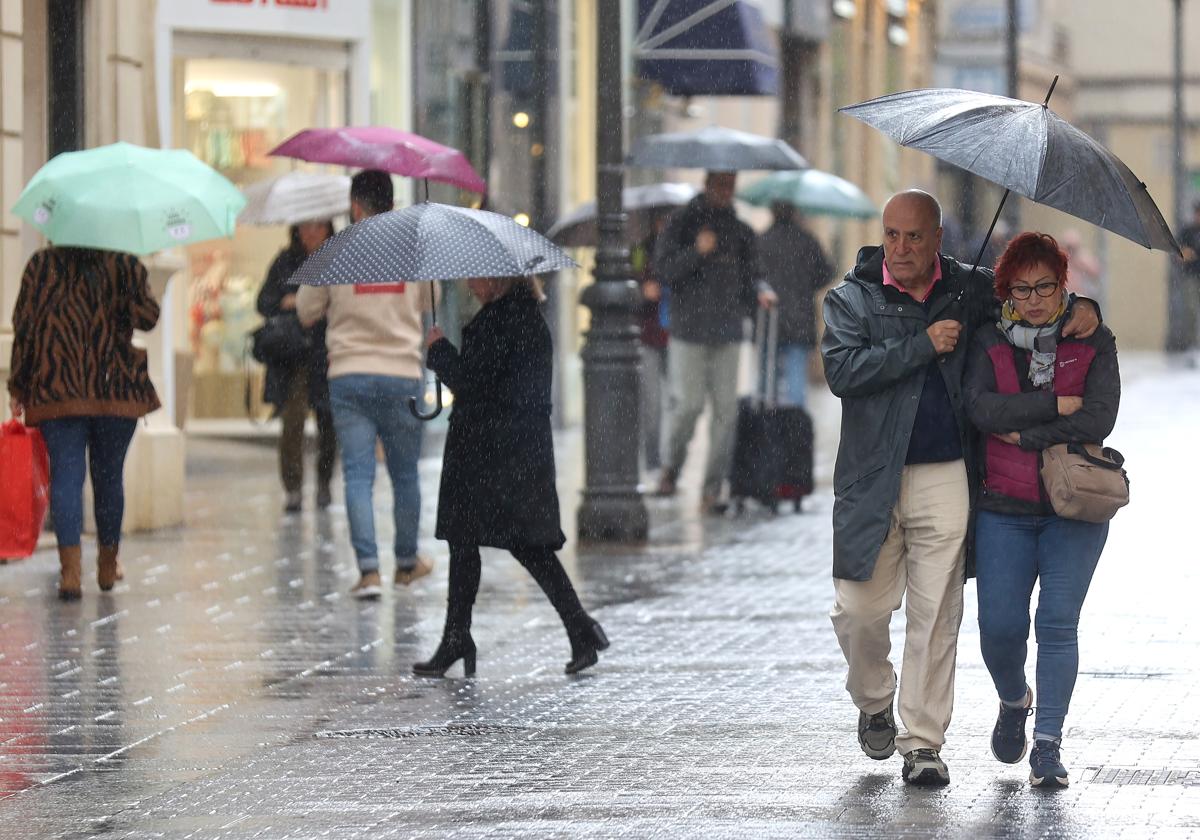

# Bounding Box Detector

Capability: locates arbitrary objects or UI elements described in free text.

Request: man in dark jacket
[758,203,833,406]
[821,190,1099,787]
[654,171,776,512]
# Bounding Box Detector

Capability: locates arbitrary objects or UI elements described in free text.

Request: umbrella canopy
[840,87,1180,255]
[239,171,350,226]
[11,142,245,255]
[290,202,578,287]
[547,182,699,247]
[270,127,487,195]
[738,169,878,219]
[627,126,807,171]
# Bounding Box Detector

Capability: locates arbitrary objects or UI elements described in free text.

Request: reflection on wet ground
[1,363,1198,837]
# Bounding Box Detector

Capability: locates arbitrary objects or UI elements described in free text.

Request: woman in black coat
[255,221,337,512]
[414,276,609,677]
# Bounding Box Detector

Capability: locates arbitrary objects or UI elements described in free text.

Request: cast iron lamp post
[576,1,649,542]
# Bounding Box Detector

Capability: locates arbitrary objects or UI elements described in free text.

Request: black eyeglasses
[1009,281,1060,300]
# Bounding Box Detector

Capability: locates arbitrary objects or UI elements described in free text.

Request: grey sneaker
[858,706,897,760]
[350,571,383,600]
[902,749,950,786]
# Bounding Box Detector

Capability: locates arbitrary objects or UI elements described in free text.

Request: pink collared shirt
[882,255,942,303]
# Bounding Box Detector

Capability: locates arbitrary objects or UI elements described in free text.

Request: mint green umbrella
[738,169,878,219]
[12,142,245,255]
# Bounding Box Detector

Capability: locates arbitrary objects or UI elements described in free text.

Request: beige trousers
[830,459,969,753]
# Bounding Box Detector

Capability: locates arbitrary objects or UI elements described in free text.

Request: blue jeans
[759,343,810,407]
[975,509,1109,741]
[328,375,424,573]
[38,416,137,547]
[776,344,810,407]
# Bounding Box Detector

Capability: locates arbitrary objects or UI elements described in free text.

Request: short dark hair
[350,170,394,215]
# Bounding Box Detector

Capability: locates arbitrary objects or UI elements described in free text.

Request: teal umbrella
[12,142,245,255]
[738,169,878,219]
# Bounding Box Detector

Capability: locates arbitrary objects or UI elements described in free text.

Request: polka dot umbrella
[290,202,578,419]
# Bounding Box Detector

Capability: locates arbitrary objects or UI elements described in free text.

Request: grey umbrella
[291,202,578,419]
[840,78,1181,260]
[627,126,808,171]
[547,182,698,247]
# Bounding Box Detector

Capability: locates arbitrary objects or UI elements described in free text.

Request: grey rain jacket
[821,246,995,581]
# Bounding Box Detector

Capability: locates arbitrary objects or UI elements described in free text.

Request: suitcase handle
[753,306,780,409]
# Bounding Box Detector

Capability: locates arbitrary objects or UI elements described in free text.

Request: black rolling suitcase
[729,308,814,514]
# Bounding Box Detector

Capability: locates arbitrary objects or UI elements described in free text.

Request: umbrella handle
[409,379,444,421]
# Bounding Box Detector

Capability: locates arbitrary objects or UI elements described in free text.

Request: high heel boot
[98,544,123,592]
[412,632,476,677]
[565,615,609,675]
[58,545,82,601]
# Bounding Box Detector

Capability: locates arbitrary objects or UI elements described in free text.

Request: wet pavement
[1,356,1198,838]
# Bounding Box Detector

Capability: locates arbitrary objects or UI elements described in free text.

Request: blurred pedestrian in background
[256,221,337,513]
[964,232,1119,789]
[7,247,160,599]
[414,275,609,677]
[1060,229,1104,303]
[1177,200,1200,355]
[654,171,776,513]
[297,170,435,599]
[632,213,671,471]
[757,202,833,406]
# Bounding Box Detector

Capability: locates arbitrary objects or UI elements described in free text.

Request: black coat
[653,196,766,344]
[757,219,833,346]
[426,286,565,551]
[255,247,329,410]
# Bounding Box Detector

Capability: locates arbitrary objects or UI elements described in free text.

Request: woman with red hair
[963,232,1120,789]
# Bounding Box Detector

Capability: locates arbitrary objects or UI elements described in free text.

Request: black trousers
[445,543,586,637]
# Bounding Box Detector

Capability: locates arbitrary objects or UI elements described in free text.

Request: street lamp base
[577,492,649,543]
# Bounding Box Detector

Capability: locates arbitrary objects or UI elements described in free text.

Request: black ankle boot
[413,632,476,677]
[565,616,608,675]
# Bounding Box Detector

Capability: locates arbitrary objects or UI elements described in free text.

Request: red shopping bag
[0,420,50,558]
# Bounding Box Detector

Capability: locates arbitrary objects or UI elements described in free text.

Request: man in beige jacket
[297,170,436,599]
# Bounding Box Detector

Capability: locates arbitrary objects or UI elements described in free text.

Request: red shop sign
[212,0,330,8]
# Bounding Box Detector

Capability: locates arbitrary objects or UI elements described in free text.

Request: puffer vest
[984,340,1097,502]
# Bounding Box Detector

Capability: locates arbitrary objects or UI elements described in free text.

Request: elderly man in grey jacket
[821,190,1099,786]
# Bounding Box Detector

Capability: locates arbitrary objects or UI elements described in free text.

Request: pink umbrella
[269,127,487,195]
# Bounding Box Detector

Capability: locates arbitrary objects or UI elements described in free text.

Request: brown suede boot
[98,544,123,592]
[58,545,82,600]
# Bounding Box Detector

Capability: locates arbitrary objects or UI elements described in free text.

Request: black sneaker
[857,706,897,760]
[1029,739,1069,788]
[991,691,1033,764]
[902,748,950,786]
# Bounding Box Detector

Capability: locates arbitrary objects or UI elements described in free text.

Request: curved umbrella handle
[409,378,443,421]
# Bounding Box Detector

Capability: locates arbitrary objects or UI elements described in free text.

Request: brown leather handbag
[1040,443,1130,523]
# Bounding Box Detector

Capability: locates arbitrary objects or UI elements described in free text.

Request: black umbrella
[292,202,578,420]
[840,77,1181,268]
[627,126,808,171]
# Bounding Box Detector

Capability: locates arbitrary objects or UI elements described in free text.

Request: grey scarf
[1000,314,1064,389]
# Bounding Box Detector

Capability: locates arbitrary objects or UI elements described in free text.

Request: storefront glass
[177,56,346,418]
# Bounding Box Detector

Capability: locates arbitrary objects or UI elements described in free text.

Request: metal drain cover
[315,723,527,739]
[1082,767,1200,786]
